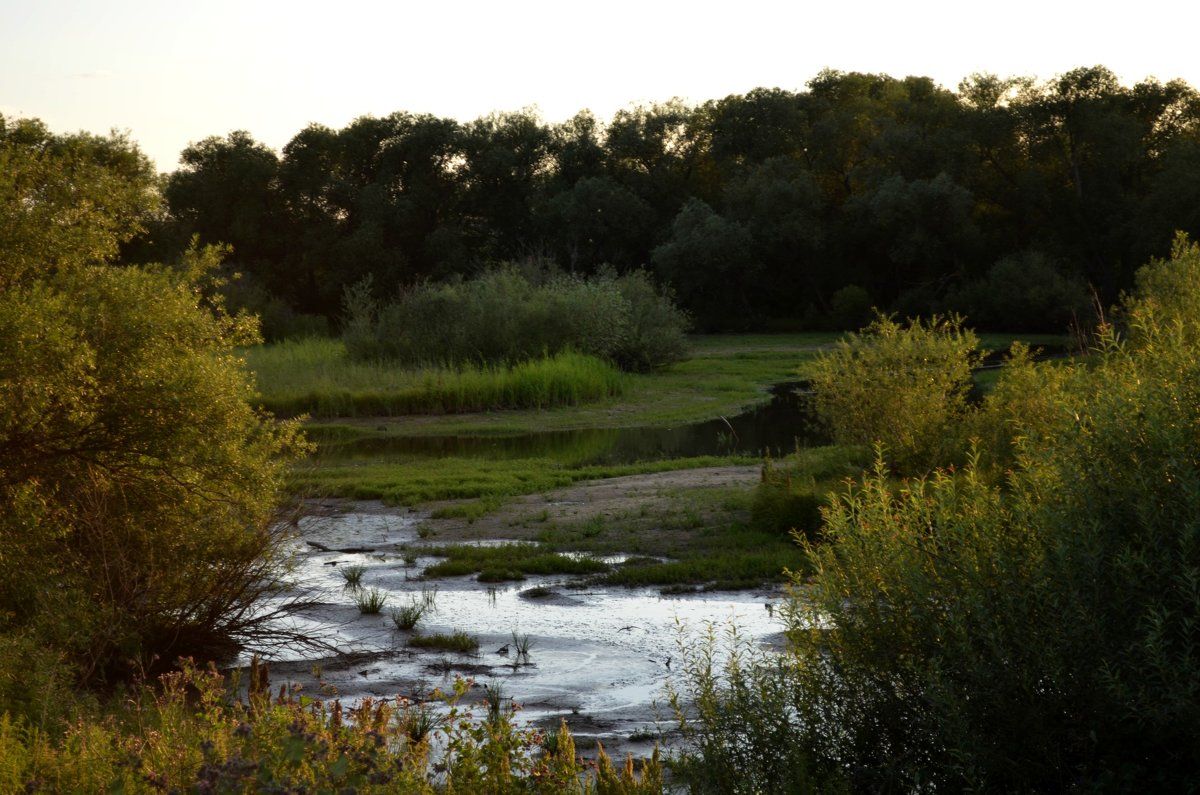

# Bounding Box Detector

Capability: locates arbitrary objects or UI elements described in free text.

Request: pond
[313,382,827,465]
[260,509,791,755]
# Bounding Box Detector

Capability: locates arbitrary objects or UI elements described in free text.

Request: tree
[651,199,758,330]
[0,121,304,690]
[0,115,159,289]
[538,175,654,272]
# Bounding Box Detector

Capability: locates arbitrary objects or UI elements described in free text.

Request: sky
[3,0,1198,173]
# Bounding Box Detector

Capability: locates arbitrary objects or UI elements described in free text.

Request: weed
[409,630,479,654]
[416,523,435,539]
[339,564,366,588]
[390,586,438,631]
[511,631,532,665]
[391,603,425,631]
[354,587,387,614]
[482,680,509,727]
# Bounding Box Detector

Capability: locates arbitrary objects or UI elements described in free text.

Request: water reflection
[314,382,828,465]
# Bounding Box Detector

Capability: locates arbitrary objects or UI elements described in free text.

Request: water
[314,382,826,465]
[259,510,791,752]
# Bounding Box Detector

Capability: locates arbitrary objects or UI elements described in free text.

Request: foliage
[0,659,663,793]
[685,239,1200,791]
[667,622,835,794]
[0,122,307,689]
[946,250,1094,332]
[249,336,626,418]
[152,71,1200,332]
[347,265,690,372]
[808,313,982,474]
[0,116,159,290]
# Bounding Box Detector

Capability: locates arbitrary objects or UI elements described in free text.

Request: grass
[245,339,624,418]
[339,564,367,588]
[421,543,611,581]
[409,630,480,654]
[354,587,387,614]
[391,587,438,631]
[288,453,756,506]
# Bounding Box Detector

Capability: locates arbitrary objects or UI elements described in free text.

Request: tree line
[146,65,1200,334]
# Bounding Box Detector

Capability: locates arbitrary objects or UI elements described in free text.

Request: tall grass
[245,338,625,418]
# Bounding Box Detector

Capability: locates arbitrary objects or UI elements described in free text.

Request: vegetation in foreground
[668,236,1200,792]
[0,660,662,793]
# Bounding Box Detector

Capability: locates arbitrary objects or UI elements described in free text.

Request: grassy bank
[246,338,625,418]
[288,454,756,506]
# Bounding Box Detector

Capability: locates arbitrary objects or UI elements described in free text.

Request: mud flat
[261,472,790,756]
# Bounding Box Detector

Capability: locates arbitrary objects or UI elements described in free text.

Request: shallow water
[314,382,826,465]
[259,510,790,750]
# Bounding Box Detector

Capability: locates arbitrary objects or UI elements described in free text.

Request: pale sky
[2,0,1197,173]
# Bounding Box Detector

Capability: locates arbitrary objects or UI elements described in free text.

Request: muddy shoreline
[262,465,788,758]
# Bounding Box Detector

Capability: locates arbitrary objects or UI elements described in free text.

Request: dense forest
[139,65,1200,334]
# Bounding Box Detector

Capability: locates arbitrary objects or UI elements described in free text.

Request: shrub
[946,250,1093,332]
[0,660,664,792]
[747,238,1200,791]
[0,255,307,685]
[346,264,689,372]
[808,313,981,475]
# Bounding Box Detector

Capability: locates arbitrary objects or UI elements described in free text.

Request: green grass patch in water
[421,543,610,580]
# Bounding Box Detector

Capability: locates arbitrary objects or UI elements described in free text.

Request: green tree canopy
[0,120,304,691]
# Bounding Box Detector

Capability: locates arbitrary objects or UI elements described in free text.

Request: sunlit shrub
[771,238,1200,790]
[808,313,981,475]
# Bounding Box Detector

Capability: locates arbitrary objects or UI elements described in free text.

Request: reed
[245,339,625,418]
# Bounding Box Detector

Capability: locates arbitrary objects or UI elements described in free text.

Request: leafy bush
[345,264,690,371]
[667,623,834,794]
[946,250,1093,332]
[708,237,1200,791]
[0,121,307,690]
[808,313,981,474]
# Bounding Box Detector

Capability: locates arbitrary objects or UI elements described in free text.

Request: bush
[346,264,690,371]
[946,250,1093,333]
[725,237,1200,791]
[0,259,306,684]
[0,122,306,689]
[808,313,981,475]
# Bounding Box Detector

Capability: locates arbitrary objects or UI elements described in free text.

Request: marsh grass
[391,586,438,631]
[354,587,387,615]
[339,564,367,588]
[421,543,610,581]
[288,454,755,506]
[409,630,479,654]
[245,339,625,418]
